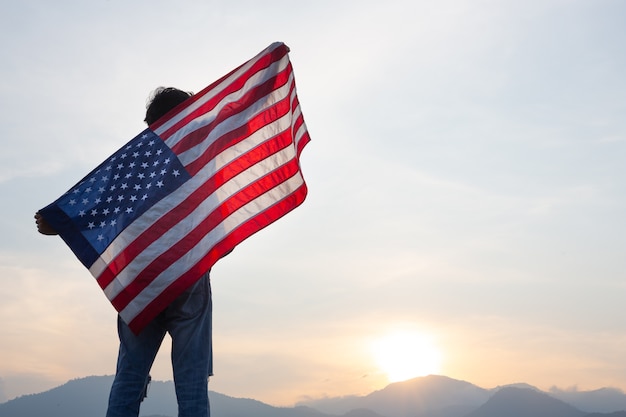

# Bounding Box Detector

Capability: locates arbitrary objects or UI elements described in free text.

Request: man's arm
[34,212,58,235]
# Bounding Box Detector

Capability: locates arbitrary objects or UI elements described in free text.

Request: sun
[371,330,442,383]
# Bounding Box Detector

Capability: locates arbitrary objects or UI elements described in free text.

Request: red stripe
[170,64,292,157]
[297,131,311,158]
[184,88,293,176]
[158,46,289,141]
[111,158,302,311]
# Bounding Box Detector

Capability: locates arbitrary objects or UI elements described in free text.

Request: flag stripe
[180,74,295,176]
[168,60,292,157]
[155,45,289,145]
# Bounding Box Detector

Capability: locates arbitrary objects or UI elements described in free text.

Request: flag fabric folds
[39,42,310,333]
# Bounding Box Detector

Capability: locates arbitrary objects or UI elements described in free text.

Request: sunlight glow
[372,331,442,383]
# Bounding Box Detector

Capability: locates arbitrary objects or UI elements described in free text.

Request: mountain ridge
[0,374,625,417]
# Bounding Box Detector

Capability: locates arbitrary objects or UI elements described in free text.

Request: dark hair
[144,87,193,125]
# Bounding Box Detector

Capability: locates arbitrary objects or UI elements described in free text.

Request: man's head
[144,87,193,125]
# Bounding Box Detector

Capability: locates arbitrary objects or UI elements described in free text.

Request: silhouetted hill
[550,388,626,413]
[297,375,490,417]
[585,413,626,417]
[0,376,334,417]
[466,386,585,417]
[1,374,625,417]
[0,375,111,417]
[299,376,626,417]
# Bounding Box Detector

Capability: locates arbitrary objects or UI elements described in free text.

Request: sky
[1,0,625,407]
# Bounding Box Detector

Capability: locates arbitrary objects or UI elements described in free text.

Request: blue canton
[56,129,191,254]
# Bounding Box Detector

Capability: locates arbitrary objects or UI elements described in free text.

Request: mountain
[549,387,626,413]
[297,375,490,417]
[0,376,358,417]
[299,376,626,417]
[465,386,585,417]
[585,413,626,417]
[1,374,625,417]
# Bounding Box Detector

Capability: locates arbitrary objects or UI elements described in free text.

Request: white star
[172,170,180,177]
[110,219,117,227]
[91,209,98,216]
[102,208,110,215]
[156,180,164,188]
[79,210,86,217]
[97,234,104,241]
[130,195,138,202]
[126,207,133,214]
[114,207,121,214]
[69,199,77,205]
[88,222,95,229]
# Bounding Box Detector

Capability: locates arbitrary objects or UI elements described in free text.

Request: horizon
[3,373,626,406]
[1,0,625,408]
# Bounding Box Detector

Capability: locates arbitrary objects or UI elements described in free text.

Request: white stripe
[103,142,298,300]
[119,170,305,323]
[153,42,285,137]
[164,56,290,151]
[174,71,295,167]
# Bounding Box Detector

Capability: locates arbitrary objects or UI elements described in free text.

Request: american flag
[39,42,310,333]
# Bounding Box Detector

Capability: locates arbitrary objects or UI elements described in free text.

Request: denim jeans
[106,272,213,417]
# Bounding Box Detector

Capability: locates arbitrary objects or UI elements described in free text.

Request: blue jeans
[106,273,213,417]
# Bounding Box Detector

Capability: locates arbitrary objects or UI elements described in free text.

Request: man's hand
[34,212,58,235]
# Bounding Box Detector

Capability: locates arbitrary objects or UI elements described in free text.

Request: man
[35,87,213,417]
